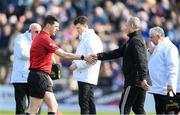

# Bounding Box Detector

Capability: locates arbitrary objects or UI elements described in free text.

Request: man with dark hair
[73,16,88,25]
[42,15,59,27]
[70,16,103,114]
[93,17,150,114]
[27,15,95,115]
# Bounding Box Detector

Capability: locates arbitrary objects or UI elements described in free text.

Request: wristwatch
[81,55,84,60]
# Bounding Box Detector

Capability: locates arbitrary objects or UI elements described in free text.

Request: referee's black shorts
[28,69,53,98]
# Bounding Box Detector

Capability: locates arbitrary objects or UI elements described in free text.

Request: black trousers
[119,86,146,115]
[175,93,180,114]
[13,83,29,114]
[78,81,96,115]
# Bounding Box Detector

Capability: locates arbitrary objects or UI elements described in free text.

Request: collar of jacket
[128,30,141,39]
[24,31,32,42]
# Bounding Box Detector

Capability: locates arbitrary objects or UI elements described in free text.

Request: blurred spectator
[112,71,124,91]
[164,20,175,41]
[98,62,113,90]
[92,6,109,25]
[172,15,180,51]
[0,24,12,84]
[63,0,77,27]
[9,21,24,53]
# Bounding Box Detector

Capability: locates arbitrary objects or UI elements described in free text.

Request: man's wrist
[97,53,101,60]
[81,55,84,60]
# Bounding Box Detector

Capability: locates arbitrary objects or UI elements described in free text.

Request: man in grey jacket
[94,17,150,114]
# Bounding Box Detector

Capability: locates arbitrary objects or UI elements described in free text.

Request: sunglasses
[29,30,40,34]
[35,31,40,34]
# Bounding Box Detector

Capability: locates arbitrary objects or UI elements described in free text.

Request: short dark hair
[73,16,88,25]
[43,15,59,27]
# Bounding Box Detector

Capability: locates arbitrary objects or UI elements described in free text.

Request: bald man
[11,23,41,114]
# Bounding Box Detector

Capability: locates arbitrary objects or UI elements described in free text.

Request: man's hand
[84,54,97,64]
[141,80,150,91]
[167,85,173,92]
[70,63,77,71]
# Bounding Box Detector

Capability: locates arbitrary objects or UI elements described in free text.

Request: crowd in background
[0,0,180,92]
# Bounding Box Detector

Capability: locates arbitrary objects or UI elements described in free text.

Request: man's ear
[84,24,88,28]
[47,24,50,28]
[130,23,135,29]
[157,35,161,39]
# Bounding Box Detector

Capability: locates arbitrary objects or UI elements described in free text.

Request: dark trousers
[153,93,174,114]
[13,83,29,114]
[78,81,96,115]
[175,93,180,114]
[119,86,146,115]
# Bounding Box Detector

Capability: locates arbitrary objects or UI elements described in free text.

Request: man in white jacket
[70,16,103,114]
[11,23,41,114]
[148,26,179,114]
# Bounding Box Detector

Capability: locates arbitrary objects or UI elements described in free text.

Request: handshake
[70,54,98,71]
[83,54,98,64]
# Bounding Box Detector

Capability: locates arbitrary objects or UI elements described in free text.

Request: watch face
[81,55,84,60]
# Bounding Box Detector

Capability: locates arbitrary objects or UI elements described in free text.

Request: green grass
[0,110,120,115]
[0,110,155,115]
